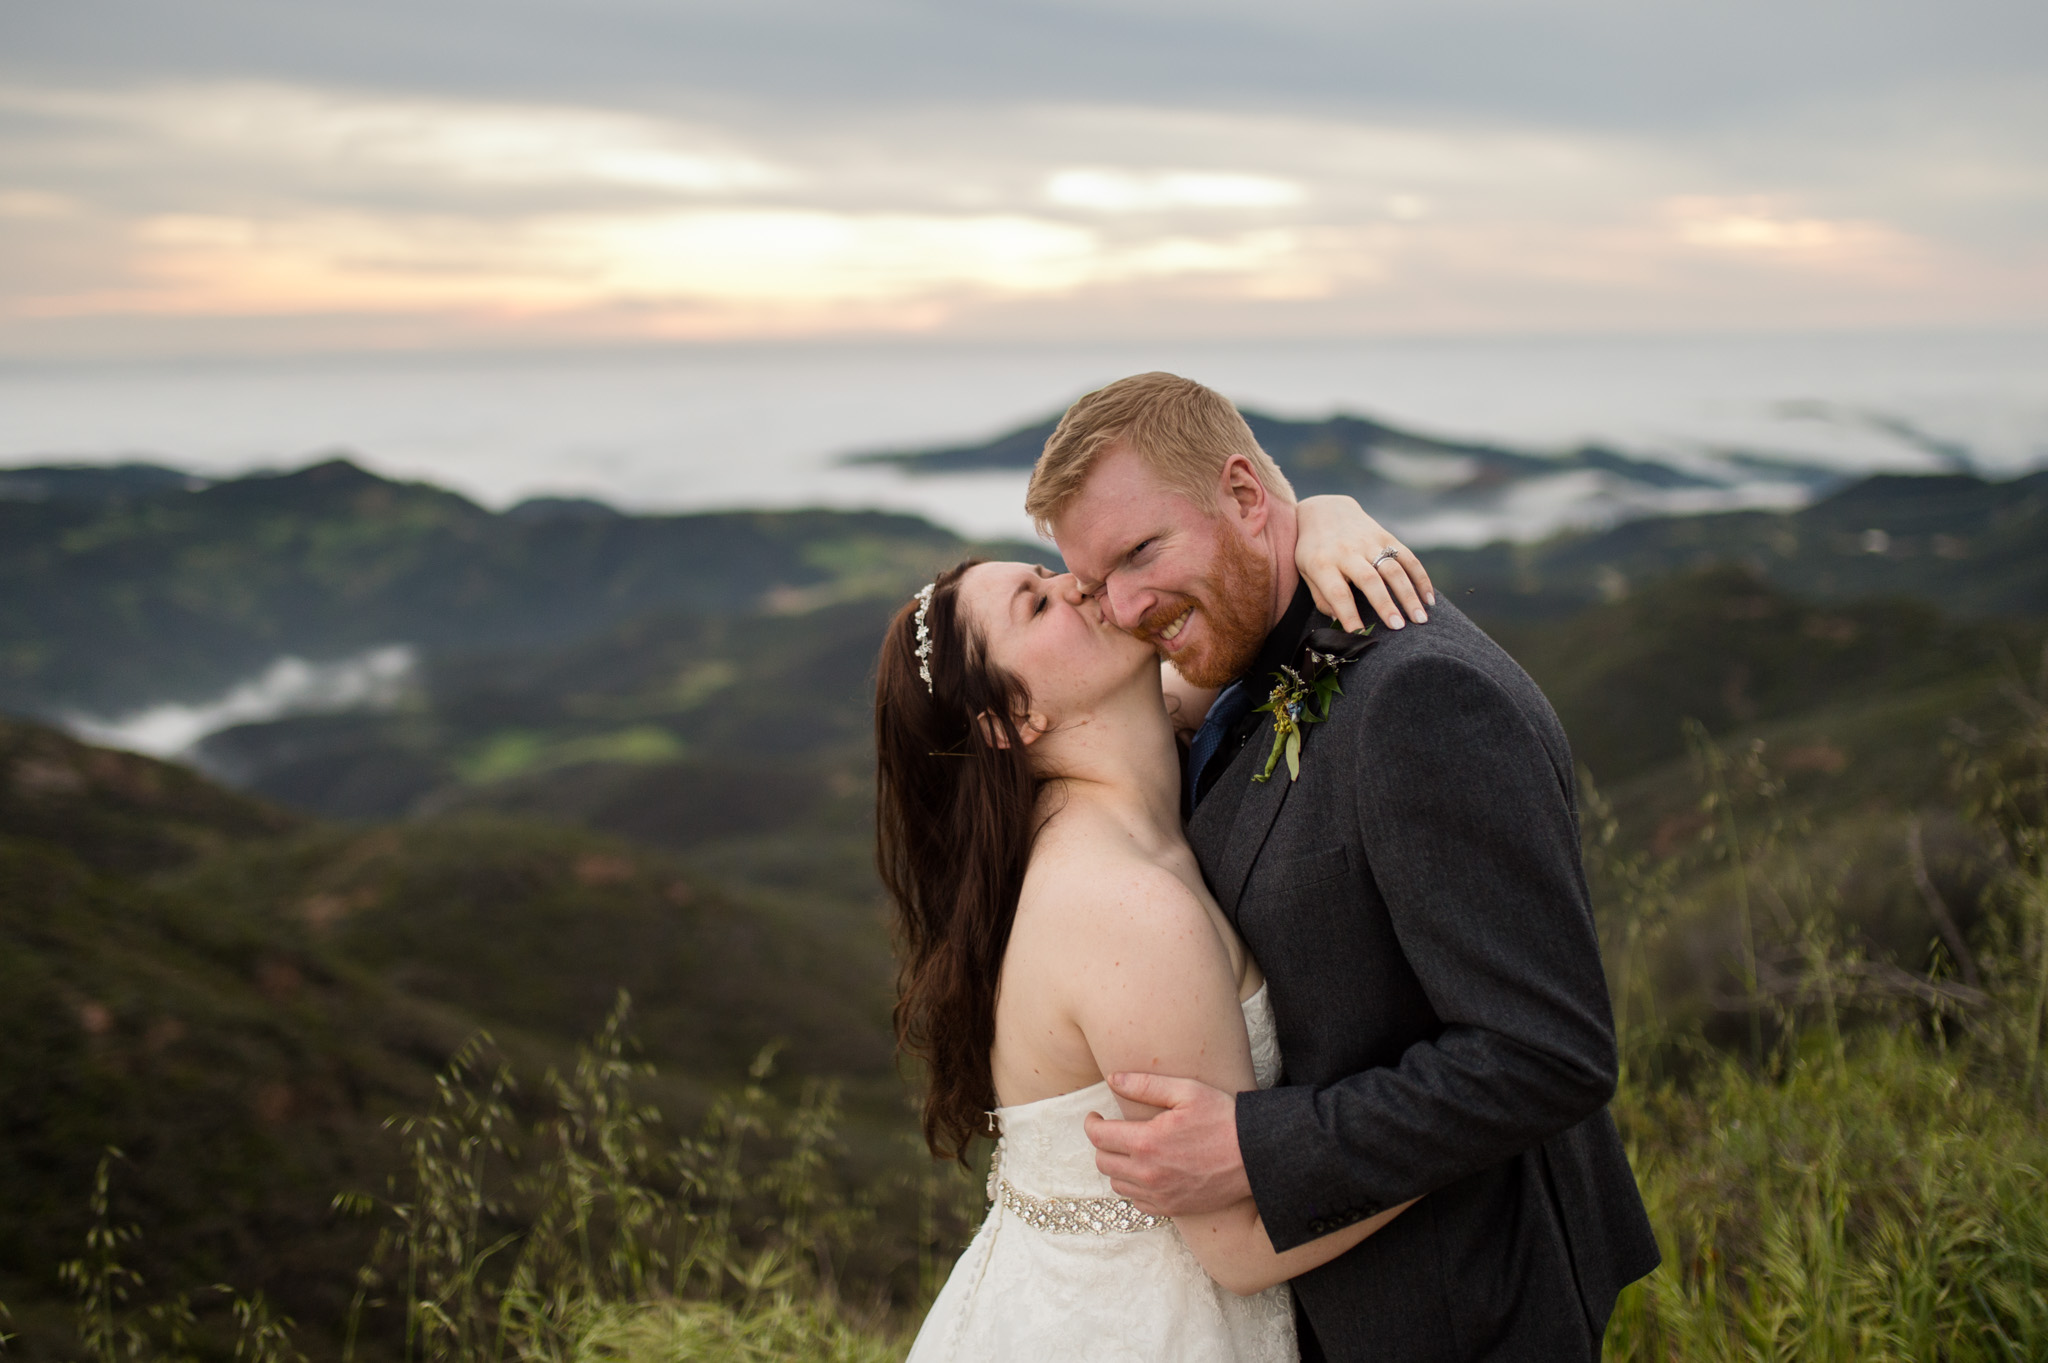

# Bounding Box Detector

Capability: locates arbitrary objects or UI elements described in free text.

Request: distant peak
[195,456,488,518]
[0,461,208,503]
[290,455,379,482]
[503,495,625,523]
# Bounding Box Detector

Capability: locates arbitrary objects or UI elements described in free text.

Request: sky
[3,0,2045,358]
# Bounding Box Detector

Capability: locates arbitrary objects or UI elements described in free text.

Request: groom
[1030,373,1659,1362]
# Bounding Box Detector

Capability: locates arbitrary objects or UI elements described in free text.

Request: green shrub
[1594,675,2048,1359]
[1610,1035,2048,1360]
[17,683,2048,1362]
[25,996,974,1363]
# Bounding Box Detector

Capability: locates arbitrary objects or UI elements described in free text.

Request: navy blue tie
[1186,679,1258,809]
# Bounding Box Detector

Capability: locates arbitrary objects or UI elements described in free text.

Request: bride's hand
[1294,494,1435,632]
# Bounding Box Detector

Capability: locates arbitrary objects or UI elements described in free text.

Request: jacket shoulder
[1326,603,1572,766]
[1341,602,1538,701]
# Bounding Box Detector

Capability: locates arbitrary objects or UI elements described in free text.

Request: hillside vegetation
[5,457,2048,1359]
[0,721,934,1363]
[12,676,2048,1360]
[0,458,1001,717]
[1434,471,2048,623]
[849,405,1838,527]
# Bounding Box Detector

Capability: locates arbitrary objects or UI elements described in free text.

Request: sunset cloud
[1664,197,1920,264]
[1043,170,1304,213]
[1,0,2042,355]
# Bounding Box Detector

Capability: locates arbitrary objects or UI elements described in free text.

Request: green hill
[0,458,996,717]
[0,719,906,1361]
[1489,566,2037,1044]
[1489,564,2032,783]
[851,406,1753,495]
[194,595,893,830]
[7,452,2047,1360]
[1431,471,2048,624]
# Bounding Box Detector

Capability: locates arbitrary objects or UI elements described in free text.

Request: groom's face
[1051,444,1275,689]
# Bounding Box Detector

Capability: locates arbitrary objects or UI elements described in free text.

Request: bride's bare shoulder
[1017,817,1209,945]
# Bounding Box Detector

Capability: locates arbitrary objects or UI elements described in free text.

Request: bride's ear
[977,708,1049,750]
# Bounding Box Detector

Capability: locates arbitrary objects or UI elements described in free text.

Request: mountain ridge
[0,714,908,1360]
[846,405,1846,503]
[1432,469,2048,622]
[7,454,2045,755]
[0,456,1010,717]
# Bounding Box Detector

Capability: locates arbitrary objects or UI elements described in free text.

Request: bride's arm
[1055,863,1411,1297]
[1161,496,1435,733]
[1294,494,1435,634]
[1177,1183,1415,1297]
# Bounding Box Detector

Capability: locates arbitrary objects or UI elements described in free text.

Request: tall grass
[1593,674,2048,1360]
[29,999,974,1363]
[46,1150,307,1363]
[16,683,2048,1361]
[331,998,965,1363]
[1609,1035,2048,1360]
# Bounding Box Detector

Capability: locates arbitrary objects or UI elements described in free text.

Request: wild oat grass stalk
[38,994,924,1363]
[338,995,904,1363]
[29,690,2048,1362]
[54,1150,311,1363]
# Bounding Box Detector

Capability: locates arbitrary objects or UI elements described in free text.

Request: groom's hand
[1083,1073,1252,1218]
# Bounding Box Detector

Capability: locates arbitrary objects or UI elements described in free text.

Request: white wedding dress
[905,985,1297,1362]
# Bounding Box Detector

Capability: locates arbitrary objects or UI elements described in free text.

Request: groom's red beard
[1132,529,1274,689]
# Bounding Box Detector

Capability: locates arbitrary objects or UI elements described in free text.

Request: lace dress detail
[905,986,1296,1362]
[991,1171,1169,1235]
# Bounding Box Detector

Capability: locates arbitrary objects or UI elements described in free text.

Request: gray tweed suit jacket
[1188,592,1659,1363]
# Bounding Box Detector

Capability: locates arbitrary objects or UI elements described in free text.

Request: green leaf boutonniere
[1251,622,1378,783]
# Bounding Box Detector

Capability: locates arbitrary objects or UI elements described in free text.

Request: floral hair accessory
[912,582,937,694]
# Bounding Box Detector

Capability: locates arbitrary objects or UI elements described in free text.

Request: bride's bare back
[991,787,1264,1114]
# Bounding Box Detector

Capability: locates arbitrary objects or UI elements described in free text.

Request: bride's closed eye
[1034,593,1049,616]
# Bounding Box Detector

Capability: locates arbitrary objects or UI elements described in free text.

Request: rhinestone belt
[987,1146,1168,1235]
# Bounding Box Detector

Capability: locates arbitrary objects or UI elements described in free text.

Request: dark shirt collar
[1239,579,1320,694]
[1188,580,1321,808]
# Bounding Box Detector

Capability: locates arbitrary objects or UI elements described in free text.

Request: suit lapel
[1205,717,1295,918]
[1187,587,1323,920]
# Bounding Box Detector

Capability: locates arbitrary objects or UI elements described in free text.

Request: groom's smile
[1142,601,1195,647]
[1049,444,1281,690]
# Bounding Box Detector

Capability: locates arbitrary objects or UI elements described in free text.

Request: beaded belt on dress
[986,1144,1167,1235]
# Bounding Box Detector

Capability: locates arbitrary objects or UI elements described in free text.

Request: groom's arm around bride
[1090,599,1661,1360]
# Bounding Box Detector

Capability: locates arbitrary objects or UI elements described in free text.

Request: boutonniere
[1251,623,1377,783]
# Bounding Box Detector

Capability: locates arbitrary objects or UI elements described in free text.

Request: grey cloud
[2,0,2042,355]
[6,0,2044,135]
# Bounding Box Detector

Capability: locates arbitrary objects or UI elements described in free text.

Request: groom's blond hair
[1024,372,1295,538]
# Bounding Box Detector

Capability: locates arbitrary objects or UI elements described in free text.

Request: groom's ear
[1219,454,1271,533]
[977,709,1049,750]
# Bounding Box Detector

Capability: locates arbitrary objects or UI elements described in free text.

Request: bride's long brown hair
[874,560,1046,1163]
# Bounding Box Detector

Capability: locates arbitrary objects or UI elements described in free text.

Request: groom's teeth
[1158,607,1193,641]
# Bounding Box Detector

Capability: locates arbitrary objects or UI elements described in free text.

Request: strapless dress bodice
[990,983,1281,1199]
[906,982,1295,1361]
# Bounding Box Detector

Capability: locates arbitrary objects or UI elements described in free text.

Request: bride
[875,500,1425,1362]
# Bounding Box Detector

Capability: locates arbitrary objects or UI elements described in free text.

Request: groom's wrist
[1233,1083,1340,1251]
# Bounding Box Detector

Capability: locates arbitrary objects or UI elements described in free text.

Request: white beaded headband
[912,581,937,694]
